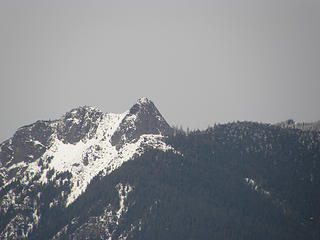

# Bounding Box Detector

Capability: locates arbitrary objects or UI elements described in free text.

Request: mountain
[0,97,175,239]
[1,99,320,240]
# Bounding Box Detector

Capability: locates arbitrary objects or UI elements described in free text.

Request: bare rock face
[0,120,54,168]
[57,106,103,144]
[111,97,173,149]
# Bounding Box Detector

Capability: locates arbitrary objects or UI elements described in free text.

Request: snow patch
[115,183,133,223]
[244,178,271,197]
[33,140,44,147]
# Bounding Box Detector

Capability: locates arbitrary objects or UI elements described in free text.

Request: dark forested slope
[25,121,320,240]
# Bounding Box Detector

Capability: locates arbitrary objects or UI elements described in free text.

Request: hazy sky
[0,0,319,142]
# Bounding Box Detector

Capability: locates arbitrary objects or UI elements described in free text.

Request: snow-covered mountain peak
[0,98,175,210]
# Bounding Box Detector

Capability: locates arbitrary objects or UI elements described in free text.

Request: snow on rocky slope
[1,97,174,206]
[0,97,174,238]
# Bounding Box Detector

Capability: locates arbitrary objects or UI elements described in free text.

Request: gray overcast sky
[0,0,320,142]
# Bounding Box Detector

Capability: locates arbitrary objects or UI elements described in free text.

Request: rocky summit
[0,98,176,239]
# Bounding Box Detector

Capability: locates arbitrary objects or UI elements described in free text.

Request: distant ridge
[276,119,320,131]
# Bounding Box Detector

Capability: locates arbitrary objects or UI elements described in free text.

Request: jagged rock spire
[111,98,173,148]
